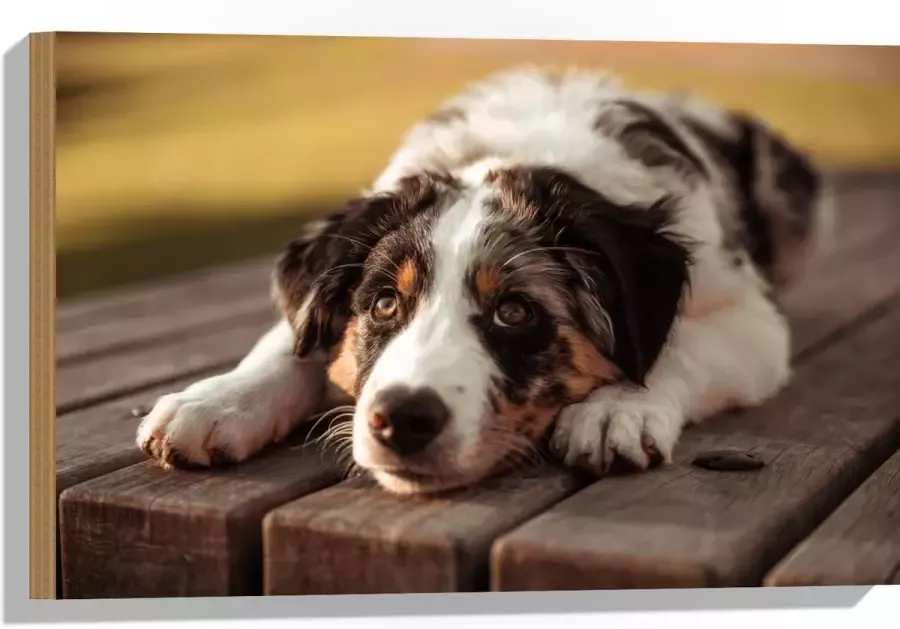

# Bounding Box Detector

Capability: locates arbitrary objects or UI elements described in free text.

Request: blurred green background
[55,33,900,300]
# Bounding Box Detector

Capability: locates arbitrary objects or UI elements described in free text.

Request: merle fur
[681,113,822,287]
[488,166,694,387]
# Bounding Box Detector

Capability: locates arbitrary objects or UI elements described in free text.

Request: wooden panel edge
[30,31,57,599]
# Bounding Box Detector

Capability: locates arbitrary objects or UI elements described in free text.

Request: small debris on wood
[692,450,765,472]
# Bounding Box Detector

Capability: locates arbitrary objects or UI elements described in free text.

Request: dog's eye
[493,295,532,328]
[372,291,399,321]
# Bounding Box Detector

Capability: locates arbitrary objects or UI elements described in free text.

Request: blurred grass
[55,34,900,299]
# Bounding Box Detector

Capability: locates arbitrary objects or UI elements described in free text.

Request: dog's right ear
[273,197,382,359]
[273,173,451,359]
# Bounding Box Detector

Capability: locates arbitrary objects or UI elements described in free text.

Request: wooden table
[56,171,900,598]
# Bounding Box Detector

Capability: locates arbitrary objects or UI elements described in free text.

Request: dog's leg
[551,291,791,472]
[136,318,329,469]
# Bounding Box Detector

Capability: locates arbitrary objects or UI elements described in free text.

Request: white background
[2,0,899,627]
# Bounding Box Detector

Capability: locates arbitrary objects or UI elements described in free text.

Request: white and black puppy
[136,67,834,494]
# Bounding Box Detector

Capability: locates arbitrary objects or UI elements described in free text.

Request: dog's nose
[368,385,450,456]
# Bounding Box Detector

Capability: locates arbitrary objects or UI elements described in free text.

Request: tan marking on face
[474,265,502,302]
[493,384,558,446]
[396,258,418,297]
[324,318,359,407]
[559,325,620,400]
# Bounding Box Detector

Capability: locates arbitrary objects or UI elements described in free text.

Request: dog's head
[275,162,692,494]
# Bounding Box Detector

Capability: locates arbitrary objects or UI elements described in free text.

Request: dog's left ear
[274,173,451,358]
[564,207,691,386]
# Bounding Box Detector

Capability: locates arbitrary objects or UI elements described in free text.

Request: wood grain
[778,173,900,354]
[56,311,276,414]
[30,31,56,600]
[798,173,900,265]
[59,440,343,598]
[491,301,900,591]
[56,254,274,331]
[785,225,900,356]
[764,449,900,586]
[57,293,273,365]
[263,466,584,595]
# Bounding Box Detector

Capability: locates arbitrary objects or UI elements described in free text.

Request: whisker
[321,234,374,253]
[321,234,407,280]
[308,405,355,423]
[306,406,356,437]
[502,259,567,282]
[502,245,603,269]
[309,424,354,449]
[480,428,548,469]
[308,263,368,290]
[312,418,355,447]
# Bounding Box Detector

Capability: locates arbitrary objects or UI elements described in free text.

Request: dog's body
[137,67,833,494]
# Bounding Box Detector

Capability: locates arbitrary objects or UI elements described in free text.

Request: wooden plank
[808,173,900,263]
[490,299,900,591]
[59,441,343,599]
[57,294,273,365]
[55,375,222,601]
[56,254,274,331]
[764,449,900,586]
[263,466,584,595]
[55,311,276,414]
[56,373,226,495]
[784,225,900,355]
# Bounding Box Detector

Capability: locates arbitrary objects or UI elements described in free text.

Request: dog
[136,67,834,495]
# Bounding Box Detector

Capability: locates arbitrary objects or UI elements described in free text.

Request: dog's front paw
[550,386,684,475]
[135,373,285,470]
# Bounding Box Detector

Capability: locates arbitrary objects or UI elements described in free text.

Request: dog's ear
[523,169,693,386]
[273,197,386,359]
[274,174,450,358]
[564,204,692,386]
